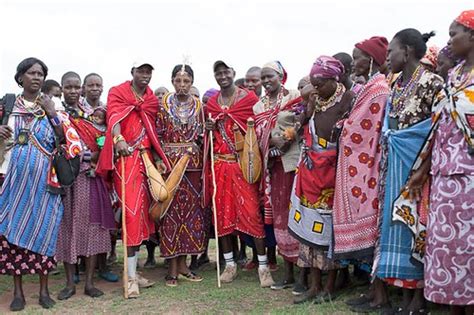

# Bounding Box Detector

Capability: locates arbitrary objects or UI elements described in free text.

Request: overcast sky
[0,0,471,101]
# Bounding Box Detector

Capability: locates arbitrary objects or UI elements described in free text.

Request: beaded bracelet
[113,134,125,144]
[49,115,62,127]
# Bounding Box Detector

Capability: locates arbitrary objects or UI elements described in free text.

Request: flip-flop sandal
[350,302,393,313]
[165,275,178,287]
[293,291,318,304]
[408,308,429,314]
[271,280,295,290]
[99,271,119,282]
[345,294,371,306]
[313,291,340,304]
[178,271,203,282]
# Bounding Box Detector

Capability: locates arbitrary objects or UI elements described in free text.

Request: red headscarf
[355,36,389,67]
[456,10,474,30]
[420,46,439,70]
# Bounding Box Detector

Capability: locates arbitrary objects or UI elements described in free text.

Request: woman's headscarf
[455,10,474,30]
[262,60,287,84]
[420,45,439,70]
[438,46,459,64]
[355,36,389,66]
[310,55,344,81]
[203,88,219,99]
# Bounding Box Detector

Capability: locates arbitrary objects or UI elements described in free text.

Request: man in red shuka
[204,60,274,288]
[96,61,170,298]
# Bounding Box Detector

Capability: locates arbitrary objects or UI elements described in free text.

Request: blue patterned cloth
[376,104,431,280]
[0,113,63,257]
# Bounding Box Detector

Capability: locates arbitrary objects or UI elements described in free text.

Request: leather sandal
[165,275,178,287]
[350,302,393,314]
[345,293,371,306]
[313,291,340,304]
[178,271,203,282]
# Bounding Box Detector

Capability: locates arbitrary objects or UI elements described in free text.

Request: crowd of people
[0,9,472,315]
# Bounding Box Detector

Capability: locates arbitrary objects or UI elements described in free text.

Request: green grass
[0,241,450,314]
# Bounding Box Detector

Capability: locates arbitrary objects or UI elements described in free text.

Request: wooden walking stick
[121,157,129,298]
[208,114,221,288]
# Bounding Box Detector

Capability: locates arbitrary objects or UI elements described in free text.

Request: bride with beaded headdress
[153,61,207,287]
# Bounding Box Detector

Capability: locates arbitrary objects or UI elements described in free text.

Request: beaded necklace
[314,83,345,113]
[16,94,45,119]
[218,88,240,109]
[15,96,45,146]
[166,93,198,125]
[63,101,92,121]
[263,87,284,111]
[131,85,145,103]
[390,65,423,111]
[450,62,474,91]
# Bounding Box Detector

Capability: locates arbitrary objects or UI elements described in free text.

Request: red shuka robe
[96,81,169,246]
[204,89,265,238]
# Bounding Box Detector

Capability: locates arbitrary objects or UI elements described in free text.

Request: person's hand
[205,118,216,131]
[156,161,167,174]
[307,91,317,116]
[354,75,366,85]
[281,126,297,142]
[405,169,429,202]
[0,126,13,140]
[90,152,99,164]
[115,140,131,157]
[38,94,56,117]
[270,135,290,151]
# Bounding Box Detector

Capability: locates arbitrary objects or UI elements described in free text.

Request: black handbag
[51,138,80,187]
[0,94,16,125]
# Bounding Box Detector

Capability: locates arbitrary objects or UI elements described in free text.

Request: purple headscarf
[203,88,219,100]
[310,55,345,81]
[438,46,458,63]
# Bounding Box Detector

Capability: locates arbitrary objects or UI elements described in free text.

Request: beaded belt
[214,153,237,162]
[127,128,146,152]
[28,134,52,157]
[164,142,194,148]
